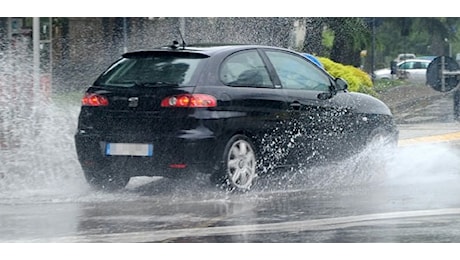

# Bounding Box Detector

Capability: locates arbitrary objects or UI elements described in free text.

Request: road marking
[9,208,460,242]
[398,131,460,147]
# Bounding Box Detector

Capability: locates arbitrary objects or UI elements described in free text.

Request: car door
[417,60,430,82]
[262,50,350,165]
[215,49,292,169]
[399,60,427,82]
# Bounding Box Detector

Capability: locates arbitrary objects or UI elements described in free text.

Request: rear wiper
[132,81,179,87]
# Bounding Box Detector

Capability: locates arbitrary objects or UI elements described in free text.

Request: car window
[399,61,413,70]
[95,53,207,87]
[219,50,273,87]
[399,61,430,70]
[413,62,424,69]
[265,50,330,91]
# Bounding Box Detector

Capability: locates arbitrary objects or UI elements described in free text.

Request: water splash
[1,28,459,204]
[0,40,86,200]
[386,142,460,184]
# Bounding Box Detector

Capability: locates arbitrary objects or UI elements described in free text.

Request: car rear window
[94,52,208,87]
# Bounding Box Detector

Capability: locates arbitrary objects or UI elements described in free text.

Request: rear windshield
[94,52,208,87]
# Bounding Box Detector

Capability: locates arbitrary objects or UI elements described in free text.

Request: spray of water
[253,134,460,196]
[0,40,87,201]
[386,142,460,184]
[1,25,459,204]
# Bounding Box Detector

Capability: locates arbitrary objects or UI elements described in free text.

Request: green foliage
[322,18,371,66]
[374,18,460,66]
[318,57,377,96]
[321,28,334,54]
[306,17,460,72]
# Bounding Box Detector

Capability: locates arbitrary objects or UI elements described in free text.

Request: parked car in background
[417,56,436,61]
[373,58,431,83]
[394,53,416,63]
[373,67,394,80]
[75,43,399,192]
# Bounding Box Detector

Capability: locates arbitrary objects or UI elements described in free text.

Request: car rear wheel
[83,166,130,191]
[212,135,257,192]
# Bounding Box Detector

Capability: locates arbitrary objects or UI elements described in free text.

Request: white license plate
[105,143,153,157]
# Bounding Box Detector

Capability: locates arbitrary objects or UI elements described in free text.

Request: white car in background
[373,58,432,83]
[394,53,416,63]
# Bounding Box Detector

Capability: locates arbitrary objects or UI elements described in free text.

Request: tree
[373,18,460,68]
[325,18,371,67]
[417,18,459,56]
[302,18,325,56]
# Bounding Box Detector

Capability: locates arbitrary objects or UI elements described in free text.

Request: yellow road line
[398,131,460,147]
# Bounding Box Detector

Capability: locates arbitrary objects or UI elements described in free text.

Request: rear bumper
[74,130,222,178]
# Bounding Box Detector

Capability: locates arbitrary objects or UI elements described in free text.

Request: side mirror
[318,78,347,100]
[335,77,348,91]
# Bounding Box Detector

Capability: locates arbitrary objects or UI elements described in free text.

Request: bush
[318,57,377,97]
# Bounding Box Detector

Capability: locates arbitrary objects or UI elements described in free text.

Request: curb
[377,85,455,124]
[398,131,460,147]
[390,92,451,112]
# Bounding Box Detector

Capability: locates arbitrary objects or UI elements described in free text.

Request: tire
[83,165,130,191]
[212,135,257,192]
[368,127,398,150]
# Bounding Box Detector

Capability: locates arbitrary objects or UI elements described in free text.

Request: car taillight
[169,163,187,169]
[81,93,109,106]
[161,94,217,108]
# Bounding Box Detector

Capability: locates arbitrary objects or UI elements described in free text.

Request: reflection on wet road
[1,135,460,242]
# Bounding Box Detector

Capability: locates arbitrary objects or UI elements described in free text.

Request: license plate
[105,143,153,157]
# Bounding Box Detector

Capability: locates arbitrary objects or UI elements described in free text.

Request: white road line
[12,208,460,242]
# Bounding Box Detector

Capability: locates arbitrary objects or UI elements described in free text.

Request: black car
[74,43,398,192]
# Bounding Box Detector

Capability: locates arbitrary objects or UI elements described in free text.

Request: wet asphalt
[1,83,460,243]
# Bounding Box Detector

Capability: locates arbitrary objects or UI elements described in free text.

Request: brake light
[161,94,217,108]
[82,93,109,106]
[169,163,187,169]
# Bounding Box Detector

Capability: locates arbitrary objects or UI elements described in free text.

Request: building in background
[1,17,314,92]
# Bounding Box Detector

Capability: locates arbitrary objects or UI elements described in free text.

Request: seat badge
[128,97,139,107]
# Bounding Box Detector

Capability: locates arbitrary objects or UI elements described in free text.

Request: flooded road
[1,94,460,243]
[1,133,460,242]
[1,155,460,243]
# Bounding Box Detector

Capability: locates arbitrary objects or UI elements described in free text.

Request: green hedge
[318,57,377,97]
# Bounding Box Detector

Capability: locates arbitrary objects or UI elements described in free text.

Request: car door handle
[289,102,301,110]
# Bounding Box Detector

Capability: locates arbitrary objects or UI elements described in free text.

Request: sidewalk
[377,84,460,144]
[397,122,460,139]
[377,84,446,110]
[377,84,455,124]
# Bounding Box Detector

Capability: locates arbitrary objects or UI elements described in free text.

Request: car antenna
[178,28,187,49]
[170,32,187,50]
